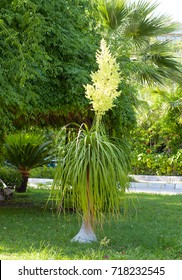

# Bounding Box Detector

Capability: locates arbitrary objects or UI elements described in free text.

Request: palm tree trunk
[71,165,97,243]
[71,218,97,243]
[16,171,29,193]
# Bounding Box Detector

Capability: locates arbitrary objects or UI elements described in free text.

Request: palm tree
[51,124,130,242]
[4,133,52,192]
[50,39,130,243]
[94,0,182,84]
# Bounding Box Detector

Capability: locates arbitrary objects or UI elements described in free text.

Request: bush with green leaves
[131,149,182,176]
[0,0,100,135]
[0,166,22,188]
[30,166,56,179]
[130,83,182,175]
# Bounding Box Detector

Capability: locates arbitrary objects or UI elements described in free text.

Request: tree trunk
[71,219,97,243]
[71,165,97,243]
[16,171,29,193]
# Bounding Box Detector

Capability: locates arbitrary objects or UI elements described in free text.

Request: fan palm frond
[96,0,128,30]
[127,0,178,34]
[143,41,181,69]
[94,0,181,84]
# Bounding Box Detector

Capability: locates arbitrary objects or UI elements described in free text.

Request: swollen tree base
[71,220,97,243]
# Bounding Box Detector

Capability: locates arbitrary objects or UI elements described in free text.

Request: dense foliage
[0,0,100,136]
[130,85,182,175]
[0,0,182,176]
[0,166,21,188]
[1,0,181,138]
[95,0,182,136]
[30,166,55,179]
[96,0,181,84]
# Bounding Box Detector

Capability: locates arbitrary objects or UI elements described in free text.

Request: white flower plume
[84,39,121,119]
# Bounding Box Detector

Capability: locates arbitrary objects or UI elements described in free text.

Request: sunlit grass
[0,188,182,260]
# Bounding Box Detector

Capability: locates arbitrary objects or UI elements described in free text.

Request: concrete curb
[128,175,182,195]
[130,175,182,183]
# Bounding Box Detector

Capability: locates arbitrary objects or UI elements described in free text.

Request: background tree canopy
[0,0,181,141]
[0,0,100,136]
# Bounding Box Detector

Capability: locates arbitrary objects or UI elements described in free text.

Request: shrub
[0,167,22,188]
[4,132,52,192]
[131,149,182,175]
[30,166,56,179]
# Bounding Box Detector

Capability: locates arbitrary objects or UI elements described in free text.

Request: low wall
[130,175,182,183]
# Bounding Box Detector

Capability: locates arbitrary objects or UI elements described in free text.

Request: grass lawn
[0,187,182,260]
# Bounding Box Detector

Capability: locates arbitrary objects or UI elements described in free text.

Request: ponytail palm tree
[4,133,52,192]
[51,39,130,242]
[52,124,129,242]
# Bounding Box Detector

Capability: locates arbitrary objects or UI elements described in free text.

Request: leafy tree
[0,0,181,142]
[0,0,100,135]
[4,133,52,192]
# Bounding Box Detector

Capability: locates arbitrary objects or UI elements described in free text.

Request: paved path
[29,176,182,195]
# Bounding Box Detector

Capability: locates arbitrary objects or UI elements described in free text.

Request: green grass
[0,188,182,260]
